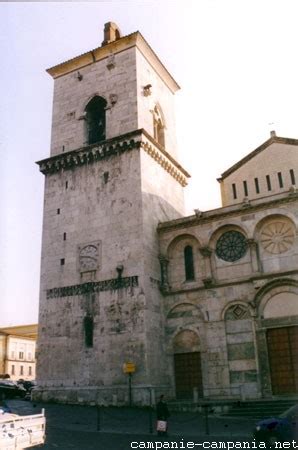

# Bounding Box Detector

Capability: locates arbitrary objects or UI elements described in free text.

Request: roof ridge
[219,135,298,180]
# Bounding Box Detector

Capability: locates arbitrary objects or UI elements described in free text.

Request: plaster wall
[220,143,298,206]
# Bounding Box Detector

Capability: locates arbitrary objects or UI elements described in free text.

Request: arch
[173,329,200,353]
[221,301,253,321]
[85,96,107,144]
[115,28,121,40]
[166,234,201,286]
[254,214,296,255]
[208,224,249,264]
[167,302,205,322]
[153,104,166,147]
[166,233,201,258]
[263,292,298,319]
[208,224,249,249]
[254,278,298,318]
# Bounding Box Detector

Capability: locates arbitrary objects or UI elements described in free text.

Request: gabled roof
[219,135,298,181]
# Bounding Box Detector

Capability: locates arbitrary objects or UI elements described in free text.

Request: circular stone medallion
[260,219,295,254]
[215,230,248,262]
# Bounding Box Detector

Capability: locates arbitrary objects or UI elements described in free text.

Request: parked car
[0,380,26,399]
[17,379,36,392]
[254,404,298,444]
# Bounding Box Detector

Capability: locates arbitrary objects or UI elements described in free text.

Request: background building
[0,325,37,381]
[35,22,298,404]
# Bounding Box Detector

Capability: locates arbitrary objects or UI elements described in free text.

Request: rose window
[216,231,248,262]
[260,219,295,254]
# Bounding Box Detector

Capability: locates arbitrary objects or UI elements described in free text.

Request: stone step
[168,399,297,416]
[223,400,297,418]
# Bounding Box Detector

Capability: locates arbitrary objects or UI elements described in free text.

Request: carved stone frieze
[37,135,141,175]
[46,275,138,299]
[141,140,188,187]
[199,246,212,258]
[159,255,169,291]
[36,129,189,187]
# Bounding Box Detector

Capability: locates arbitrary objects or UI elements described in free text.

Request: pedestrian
[156,394,170,436]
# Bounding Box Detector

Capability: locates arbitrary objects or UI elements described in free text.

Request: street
[4,399,258,449]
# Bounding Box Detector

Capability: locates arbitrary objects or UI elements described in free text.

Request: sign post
[123,362,136,407]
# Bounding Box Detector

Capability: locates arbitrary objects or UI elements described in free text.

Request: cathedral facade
[35,22,298,405]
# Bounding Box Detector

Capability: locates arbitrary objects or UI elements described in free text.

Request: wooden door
[267,326,298,394]
[174,352,203,399]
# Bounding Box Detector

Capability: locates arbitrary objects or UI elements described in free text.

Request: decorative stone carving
[140,140,188,187]
[289,185,297,195]
[36,130,190,187]
[46,276,139,299]
[159,255,169,291]
[225,304,250,320]
[194,209,203,218]
[78,242,101,273]
[199,246,212,258]
[202,277,214,288]
[106,54,115,70]
[242,197,251,208]
[143,84,152,97]
[260,218,295,254]
[215,231,248,262]
[109,94,118,106]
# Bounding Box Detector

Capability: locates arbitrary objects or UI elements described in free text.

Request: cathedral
[35,22,298,405]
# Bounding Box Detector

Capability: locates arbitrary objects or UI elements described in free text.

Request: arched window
[184,245,195,281]
[85,96,107,145]
[153,105,165,147]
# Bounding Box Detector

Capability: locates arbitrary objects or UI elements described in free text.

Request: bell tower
[36,22,190,404]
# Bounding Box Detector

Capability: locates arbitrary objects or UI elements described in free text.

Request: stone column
[247,239,262,273]
[159,255,169,291]
[199,247,214,286]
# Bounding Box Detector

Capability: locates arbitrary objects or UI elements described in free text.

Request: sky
[1,0,298,327]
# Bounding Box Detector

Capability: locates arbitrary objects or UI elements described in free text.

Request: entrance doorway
[267,326,298,394]
[174,352,203,399]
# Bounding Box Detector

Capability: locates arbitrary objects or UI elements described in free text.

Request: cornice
[46,31,179,93]
[158,193,298,233]
[36,129,190,187]
[162,270,298,296]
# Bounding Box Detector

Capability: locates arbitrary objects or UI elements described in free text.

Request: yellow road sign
[123,362,136,373]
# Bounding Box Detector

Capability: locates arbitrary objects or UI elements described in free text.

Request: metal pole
[129,373,132,407]
[204,405,209,435]
[149,388,153,434]
[96,405,101,431]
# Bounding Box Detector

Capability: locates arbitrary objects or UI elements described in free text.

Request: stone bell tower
[35,22,190,405]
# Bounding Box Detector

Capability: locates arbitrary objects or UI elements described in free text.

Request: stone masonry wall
[50,47,138,156]
[136,49,179,160]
